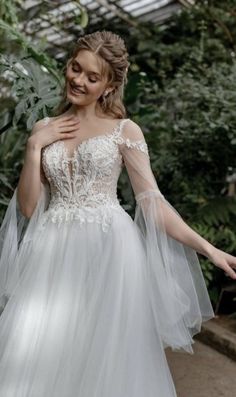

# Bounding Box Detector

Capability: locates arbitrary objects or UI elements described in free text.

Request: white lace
[40,117,149,231]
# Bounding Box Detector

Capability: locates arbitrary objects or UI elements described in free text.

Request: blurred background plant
[1,0,236,306]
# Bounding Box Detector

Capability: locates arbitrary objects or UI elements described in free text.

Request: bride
[0,30,235,397]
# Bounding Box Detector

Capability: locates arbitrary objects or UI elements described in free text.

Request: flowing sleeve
[119,119,215,354]
[0,182,50,313]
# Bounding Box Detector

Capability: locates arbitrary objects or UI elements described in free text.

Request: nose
[72,73,85,86]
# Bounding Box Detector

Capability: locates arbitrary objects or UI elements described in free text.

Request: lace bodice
[40,118,149,231]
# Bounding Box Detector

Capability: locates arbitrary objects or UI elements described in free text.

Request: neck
[69,103,104,121]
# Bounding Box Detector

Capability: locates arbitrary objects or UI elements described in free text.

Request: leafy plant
[0,55,62,132]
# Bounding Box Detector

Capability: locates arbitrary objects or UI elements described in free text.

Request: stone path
[165,340,236,397]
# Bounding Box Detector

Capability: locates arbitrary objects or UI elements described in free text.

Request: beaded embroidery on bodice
[41,118,148,232]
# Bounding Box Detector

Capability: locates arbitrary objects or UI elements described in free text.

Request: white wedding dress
[0,117,214,397]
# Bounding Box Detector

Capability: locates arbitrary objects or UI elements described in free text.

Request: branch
[208,9,235,47]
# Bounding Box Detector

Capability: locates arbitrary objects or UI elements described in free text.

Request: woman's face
[65,49,112,107]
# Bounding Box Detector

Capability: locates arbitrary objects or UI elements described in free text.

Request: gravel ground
[166,340,236,397]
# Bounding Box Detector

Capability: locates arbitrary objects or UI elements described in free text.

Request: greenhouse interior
[0,2,236,391]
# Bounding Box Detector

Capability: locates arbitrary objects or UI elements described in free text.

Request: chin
[66,92,84,104]
[67,93,99,109]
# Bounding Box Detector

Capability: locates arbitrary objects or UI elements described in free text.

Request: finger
[229,262,236,270]
[230,256,236,269]
[224,254,236,269]
[60,133,76,140]
[224,264,236,280]
[59,125,80,133]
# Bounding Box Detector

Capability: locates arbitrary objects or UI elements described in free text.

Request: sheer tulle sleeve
[0,183,50,312]
[119,120,215,354]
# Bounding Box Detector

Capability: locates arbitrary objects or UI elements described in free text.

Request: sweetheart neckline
[57,118,129,159]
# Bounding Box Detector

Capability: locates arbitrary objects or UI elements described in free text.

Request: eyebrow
[72,59,101,77]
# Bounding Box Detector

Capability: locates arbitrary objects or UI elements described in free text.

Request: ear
[105,86,115,96]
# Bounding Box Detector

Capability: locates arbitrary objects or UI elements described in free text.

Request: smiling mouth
[69,84,86,95]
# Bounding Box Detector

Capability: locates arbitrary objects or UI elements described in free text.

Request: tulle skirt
[0,206,178,397]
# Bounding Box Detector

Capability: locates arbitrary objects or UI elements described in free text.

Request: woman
[0,30,235,397]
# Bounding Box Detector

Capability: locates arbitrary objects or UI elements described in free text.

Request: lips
[69,83,86,95]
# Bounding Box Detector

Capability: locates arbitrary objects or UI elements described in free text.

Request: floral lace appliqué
[119,137,148,154]
[41,118,149,231]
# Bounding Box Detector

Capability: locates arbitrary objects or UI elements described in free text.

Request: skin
[17,49,119,216]
[64,49,115,121]
[16,49,236,280]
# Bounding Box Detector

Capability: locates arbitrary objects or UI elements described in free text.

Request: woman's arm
[159,199,214,257]
[17,138,42,218]
[158,199,236,279]
[121,119,236,280]
[17,115,80,218]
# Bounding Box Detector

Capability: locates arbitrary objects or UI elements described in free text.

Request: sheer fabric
[119,121,215,353]
[0,183,50,312]
[0,117,216,396]
[0,117,214,358]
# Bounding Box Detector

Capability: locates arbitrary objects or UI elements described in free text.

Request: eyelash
[71,66,97,83]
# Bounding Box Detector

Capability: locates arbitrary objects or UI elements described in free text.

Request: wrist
[199,241,216,259]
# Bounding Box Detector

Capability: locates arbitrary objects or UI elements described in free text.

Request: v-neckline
[59,118,128,160]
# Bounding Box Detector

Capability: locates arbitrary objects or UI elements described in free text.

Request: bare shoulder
[123,118,145,140]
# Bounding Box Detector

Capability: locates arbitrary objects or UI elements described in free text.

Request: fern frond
[193,196,236,227]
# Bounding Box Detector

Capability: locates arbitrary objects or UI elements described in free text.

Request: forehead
[73,49,106,77]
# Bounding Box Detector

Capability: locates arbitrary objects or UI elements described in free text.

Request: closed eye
[71,66,97,83]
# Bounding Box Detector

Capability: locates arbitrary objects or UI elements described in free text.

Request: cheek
[89,85,100,95]
[65,67,75,81]
[88,83,105,97]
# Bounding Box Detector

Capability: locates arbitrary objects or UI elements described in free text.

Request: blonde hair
[54,30,130,119]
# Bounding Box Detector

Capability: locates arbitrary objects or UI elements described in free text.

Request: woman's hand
[207,247,236,280]
[28,114,80,150]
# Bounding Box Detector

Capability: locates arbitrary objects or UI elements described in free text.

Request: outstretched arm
[120,119,236,279]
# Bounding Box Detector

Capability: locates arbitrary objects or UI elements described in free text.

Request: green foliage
[0,1,88,218]
[0,125,26,219]
[142,63,236,204]
[0,0,20,25]
[0,55,62,132]
[0,52,63,222]
[0,19,61,82]
[119,0,236,302]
